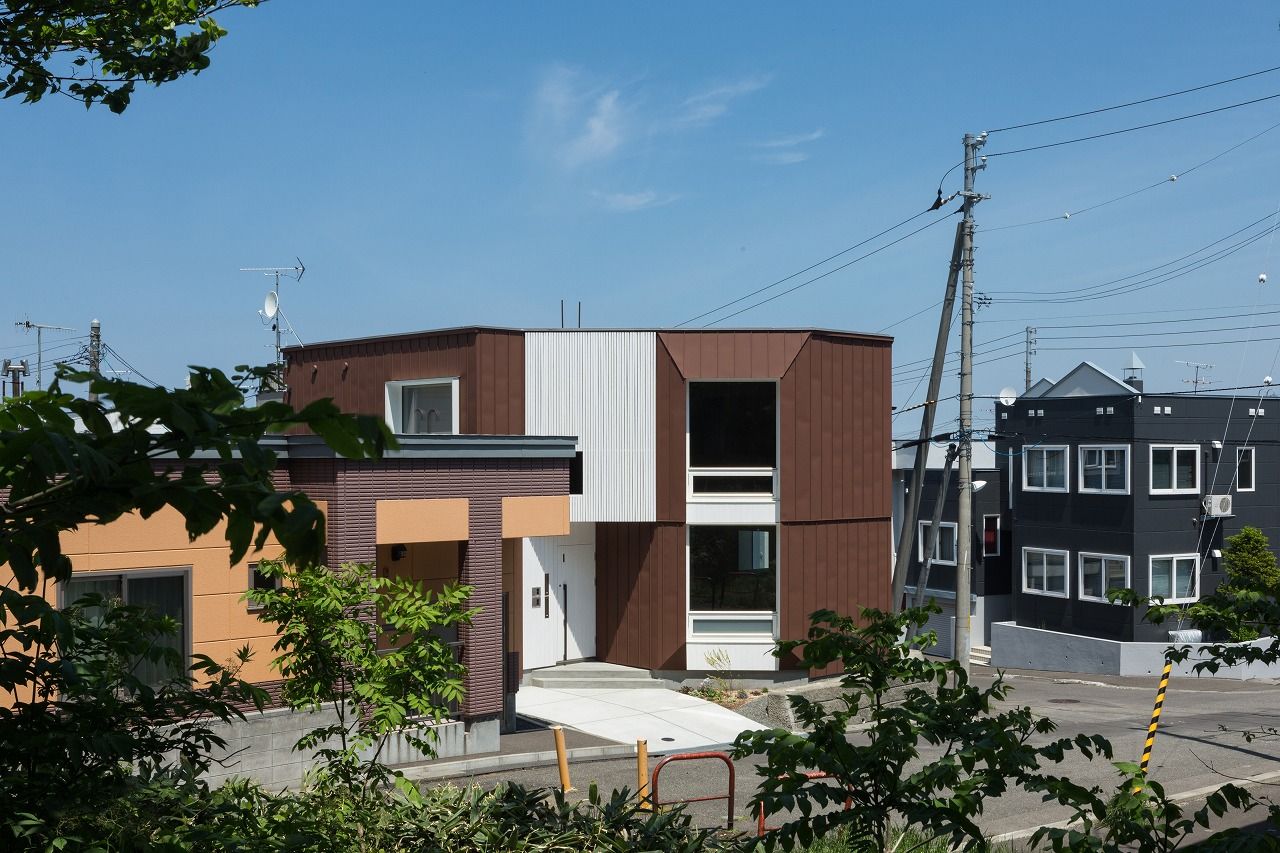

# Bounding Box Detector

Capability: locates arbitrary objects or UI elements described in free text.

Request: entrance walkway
[516,677,768,751]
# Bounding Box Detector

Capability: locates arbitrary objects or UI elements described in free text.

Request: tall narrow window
[1237,447,1255,492]
[982,515,1001,557]
[1150,446,1199,494]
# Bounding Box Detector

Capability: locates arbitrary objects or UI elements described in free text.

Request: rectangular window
[1023,446,1068,492]
[247,563,280,612]
[688,525,776,614]
[689,382,777,469]
[982,515,1001,557]
[1079,553,1130,602]
[569,451,584,495]
[1150,445,1199,494]
[1023,548,1069,598]
[917,521,958,566]
[1150,555,1198,603]
[1079,445,1129,493]
[1237,447,1255,492]
[62,570,188,690]
[384,378,459,435]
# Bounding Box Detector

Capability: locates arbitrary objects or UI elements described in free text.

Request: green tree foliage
[0,1,262,112]
[249,561,476,791]
[733,606,1112,852]
[1222,526,1280,598]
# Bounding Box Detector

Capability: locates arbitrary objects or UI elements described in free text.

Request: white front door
[522,524,596,670]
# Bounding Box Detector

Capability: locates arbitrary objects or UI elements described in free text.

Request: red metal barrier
[757,771,853,837]
[648,751,736,829]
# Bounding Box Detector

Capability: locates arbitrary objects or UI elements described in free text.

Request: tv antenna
[240,258,304,389]
[14,318,76,389]
[1177,360,1215,393]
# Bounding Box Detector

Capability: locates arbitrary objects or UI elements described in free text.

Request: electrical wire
[982,301,1280,324]
[987,65,1280,133]
[102,344,161,388]
[705,212,960,326]
[677,204,958,328]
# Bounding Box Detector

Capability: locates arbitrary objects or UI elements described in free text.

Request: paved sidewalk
[517,684,768,751]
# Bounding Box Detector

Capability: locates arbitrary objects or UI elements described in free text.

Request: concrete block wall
[991,621,1277,680]
[200,706,494,789]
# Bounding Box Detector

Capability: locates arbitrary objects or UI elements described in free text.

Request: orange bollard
[552,725,574,792]
[636,739,650,809]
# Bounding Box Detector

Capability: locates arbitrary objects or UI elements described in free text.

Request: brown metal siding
[284,329,524,435]
[654,338,686,522]
[595,522,685,670]
[779,519,890,665]
[780,334,891,523]
[658,331,809,380]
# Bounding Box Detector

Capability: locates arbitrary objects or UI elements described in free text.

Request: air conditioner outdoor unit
[1203,494,1233,517]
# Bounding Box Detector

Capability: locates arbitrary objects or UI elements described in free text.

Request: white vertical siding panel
[526,332,656,522]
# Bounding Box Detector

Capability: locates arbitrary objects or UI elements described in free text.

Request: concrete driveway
[516,684,767,751]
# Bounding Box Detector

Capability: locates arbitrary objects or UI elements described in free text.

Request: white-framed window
[1079,445,1129,494]
[384,378,460,435]
[1150,445,1199,495]
[687,524,777,639]
[1078,553,1130,602]
[687,381,779,501]
[1023,446,1069,492]
[917,521,958,566]
[1023,547,1069,598]
[982,514,1001,557]
[1149,554,1198,604]
[1237,447,1256,492]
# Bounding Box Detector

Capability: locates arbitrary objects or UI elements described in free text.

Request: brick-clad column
[460,496,503,719]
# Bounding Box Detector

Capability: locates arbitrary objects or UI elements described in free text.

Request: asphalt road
[440,669,1280,842]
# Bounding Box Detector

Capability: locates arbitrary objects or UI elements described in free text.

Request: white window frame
[1148,553,1199,604]
[1077,552,1130,603]
[982,514,1001,557]
[1078,444,1130,495]
[1022,547,1070,598]
[917,520,958,566]
[685,524,779,642]
[1149,444,1200,495]
[685,379,780,503]
[384,377,460,435]
[1022,445,1070,493]
[1237,446,1256,493]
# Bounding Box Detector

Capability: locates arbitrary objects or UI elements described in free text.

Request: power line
[1039,320,1280,342]
[1038,333,1280,351]
[1036,306,1280,330]
[676,203,956,328]
[987,65,1280,133]
[102,344,161,388]
[981,301,1280,324]
[893,329,1027,370]
[984,90,1280,159]
[705,212,959,326]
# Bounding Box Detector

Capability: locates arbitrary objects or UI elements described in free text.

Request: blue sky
[5,2,1280,434]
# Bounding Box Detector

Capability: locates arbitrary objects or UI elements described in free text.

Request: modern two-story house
[283,326,893,680]
[991,360,1280,669]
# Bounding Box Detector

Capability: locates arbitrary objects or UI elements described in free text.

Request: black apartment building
[995,361,1280,642]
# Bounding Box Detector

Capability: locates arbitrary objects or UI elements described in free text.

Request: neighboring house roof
[1036,361,1140,398]
[892,441,996,471]
[1022,378,1054,399]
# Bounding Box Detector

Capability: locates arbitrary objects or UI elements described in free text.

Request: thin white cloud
[528,64,626,170]
[672,74,772,128]
[752,150,810,165]
[592,189,680,212]
[756,128,825,148]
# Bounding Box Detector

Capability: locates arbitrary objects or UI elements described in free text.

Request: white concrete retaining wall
[201,706,495,789]
[991,621,1277,680]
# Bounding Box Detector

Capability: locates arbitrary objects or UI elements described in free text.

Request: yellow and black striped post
[1135,657,1173,793]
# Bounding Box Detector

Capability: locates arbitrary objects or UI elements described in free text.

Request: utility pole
[88,319,102,402]
[1177,360,1214,393]
[14,319,75,389]
[2,359,29,398]
[955,131,987,677]
[1024,326,1037,391]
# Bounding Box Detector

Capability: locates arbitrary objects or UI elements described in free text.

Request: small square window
[1151,445,1199,494]
[918,521,957,565]
[1023,548,1069,598]
[1080,553,1129,602]
[1150,555,1198,604]
[1079,445,1128,493]
[247,563,280,611]
[1024,446,1069,492]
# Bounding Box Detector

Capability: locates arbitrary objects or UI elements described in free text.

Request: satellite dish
[998,386,1017,406]
[264,291,279,319]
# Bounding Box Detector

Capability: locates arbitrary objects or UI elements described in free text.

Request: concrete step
[970,645,992,667]
[527,675,666,690]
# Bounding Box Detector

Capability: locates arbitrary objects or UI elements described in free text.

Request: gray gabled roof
[1039,361,1139,398]
[1022,378,1054,399]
